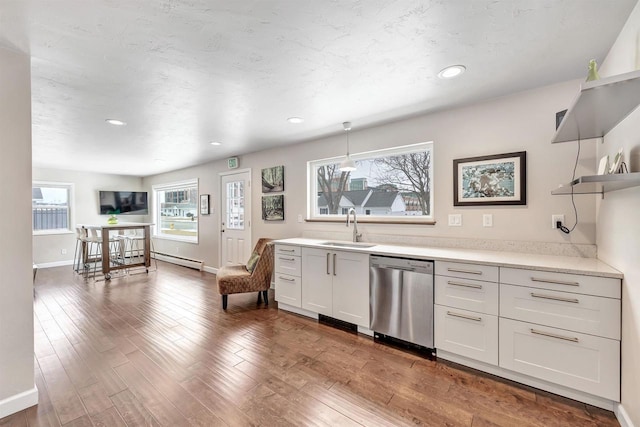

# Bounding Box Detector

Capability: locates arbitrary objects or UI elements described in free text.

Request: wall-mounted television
[99,191,149,215]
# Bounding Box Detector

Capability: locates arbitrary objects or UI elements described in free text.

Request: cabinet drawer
[434,305,498,365]
[500,267,620,299]
[499,318,620,401]
[275,274,301,308]
[435,276,498,315]
[435,261,498,283]
[275,244,301,257]
[500,284,620,340]
[275,253,301,276]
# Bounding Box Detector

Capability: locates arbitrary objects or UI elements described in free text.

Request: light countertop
[274,238,623,279]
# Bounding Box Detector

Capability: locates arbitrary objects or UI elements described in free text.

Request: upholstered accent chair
[216,238,274,310]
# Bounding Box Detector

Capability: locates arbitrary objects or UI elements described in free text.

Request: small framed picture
[200,194,210,215]
[454,151,527,206]
[262,195,284,221]
[261,165,285,193]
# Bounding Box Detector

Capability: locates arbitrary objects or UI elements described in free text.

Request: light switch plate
[448,214,462,226]
[483,214,493,227]
[297,214,303,223]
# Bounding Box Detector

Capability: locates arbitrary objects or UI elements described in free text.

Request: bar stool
[122,229,157,271]
[73,227,88,274]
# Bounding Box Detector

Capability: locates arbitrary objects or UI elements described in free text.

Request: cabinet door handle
[448,267,483,275]
[447,280,483,289]
[278,276,295,282]
[530,293,579,304]
[326,253,330,275]
[279,257,296,262]
[530,328,579,343]
[530,277,579,287]
[446,311,482,322]
[333,253,337,276]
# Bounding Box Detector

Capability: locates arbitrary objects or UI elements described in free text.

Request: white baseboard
[615,403,635,427]
[202,266,218,274]
[0,386,38,419]
[153,253,203,271]
[36,259,74,269]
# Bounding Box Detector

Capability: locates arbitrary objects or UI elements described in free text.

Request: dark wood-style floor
[1,262,618,427]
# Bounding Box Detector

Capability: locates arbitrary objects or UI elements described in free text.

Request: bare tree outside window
[317,164,351,215]
[373,151,431,215]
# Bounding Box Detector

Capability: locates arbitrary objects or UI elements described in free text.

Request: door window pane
[226,181,245,230]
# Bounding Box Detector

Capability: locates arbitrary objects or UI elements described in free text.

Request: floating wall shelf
[552,70,640,144]
[551,172,640,196]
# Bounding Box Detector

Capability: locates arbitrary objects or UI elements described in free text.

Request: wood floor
[1,262,619,427]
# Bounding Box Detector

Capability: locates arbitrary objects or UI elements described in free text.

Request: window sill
[305,218,436,225]
[154,234,199,244]
[33,230,75,236]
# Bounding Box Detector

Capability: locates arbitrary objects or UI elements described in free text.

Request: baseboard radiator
[152,252,204,271]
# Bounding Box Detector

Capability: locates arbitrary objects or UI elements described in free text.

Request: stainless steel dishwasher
[370,255,434,349]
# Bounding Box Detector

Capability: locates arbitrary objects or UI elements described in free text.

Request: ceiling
[0,1,636,177]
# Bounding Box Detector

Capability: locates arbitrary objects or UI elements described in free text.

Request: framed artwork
[261,165,284,193]
[453,151,527,206]
[200,194,210,215]
[262,195,284,221]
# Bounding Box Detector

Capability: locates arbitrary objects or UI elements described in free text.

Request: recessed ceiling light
[287,117,304,124]
[105,118,127,126]
[210,141,222,146]
[437,65,466,79]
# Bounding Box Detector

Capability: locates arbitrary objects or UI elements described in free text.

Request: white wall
[143,79,596,269]
[0,47,37,417]
[597,3,640,425]
[32,168,144,265]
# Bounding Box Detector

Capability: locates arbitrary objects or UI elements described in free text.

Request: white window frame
[152,178,199,243]
[307,142,434,223]
[32,181,75,235]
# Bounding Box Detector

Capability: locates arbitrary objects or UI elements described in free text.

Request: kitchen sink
[319,241,377,249]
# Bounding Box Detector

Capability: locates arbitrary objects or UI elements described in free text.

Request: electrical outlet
[552,214,565,229]
[482,214,493,227]
[61,248,67,255]
[297,214,303,223]
[448,214,462,227]
[176,247,180,253]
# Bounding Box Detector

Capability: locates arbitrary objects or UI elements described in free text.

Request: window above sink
[307,142,434,224]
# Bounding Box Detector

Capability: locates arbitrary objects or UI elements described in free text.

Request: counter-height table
[79,222,153,280]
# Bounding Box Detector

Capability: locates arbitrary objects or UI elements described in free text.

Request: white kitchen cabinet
[435,275,498,315]
[500,283,620,340]
[435,261,499,366]
[498,268,621,402]
[434,305,498,365]
[500,318,620,401]
[301,247,369,327]
[274,244,302,308]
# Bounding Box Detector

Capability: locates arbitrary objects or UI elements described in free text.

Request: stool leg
[222,295,228,310]
[262,290,268,306]
[256,292,262,304]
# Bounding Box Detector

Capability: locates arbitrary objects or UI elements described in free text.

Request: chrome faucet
[346,208,362,242]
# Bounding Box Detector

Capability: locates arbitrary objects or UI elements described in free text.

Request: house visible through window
[153,179,199,243]
[308,142,433,222]
[32,182,73,233]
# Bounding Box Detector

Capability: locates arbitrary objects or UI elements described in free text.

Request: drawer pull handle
[279,249,296,253]
[530,277,579,287]
[279,257,296,261]
[448,280,483,290]
[530,328,579,343]
[448,267,483,275]
[278,276,296,282]
[530,293,579,304]
[446,311,482,322]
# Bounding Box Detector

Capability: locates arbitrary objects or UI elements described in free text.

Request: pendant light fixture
[339,121,356,172]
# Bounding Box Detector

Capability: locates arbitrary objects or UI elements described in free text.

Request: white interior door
[220,170,252,266]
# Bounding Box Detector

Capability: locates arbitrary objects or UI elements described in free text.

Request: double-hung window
[308,142,433,223]
[32,182,74,234]
[153,179,199,243]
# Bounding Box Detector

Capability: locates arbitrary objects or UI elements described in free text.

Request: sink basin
[319,241,377,249]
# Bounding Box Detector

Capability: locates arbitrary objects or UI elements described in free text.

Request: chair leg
[222,295,228,310]
[262,290,268,305]
[256,292,262,304]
